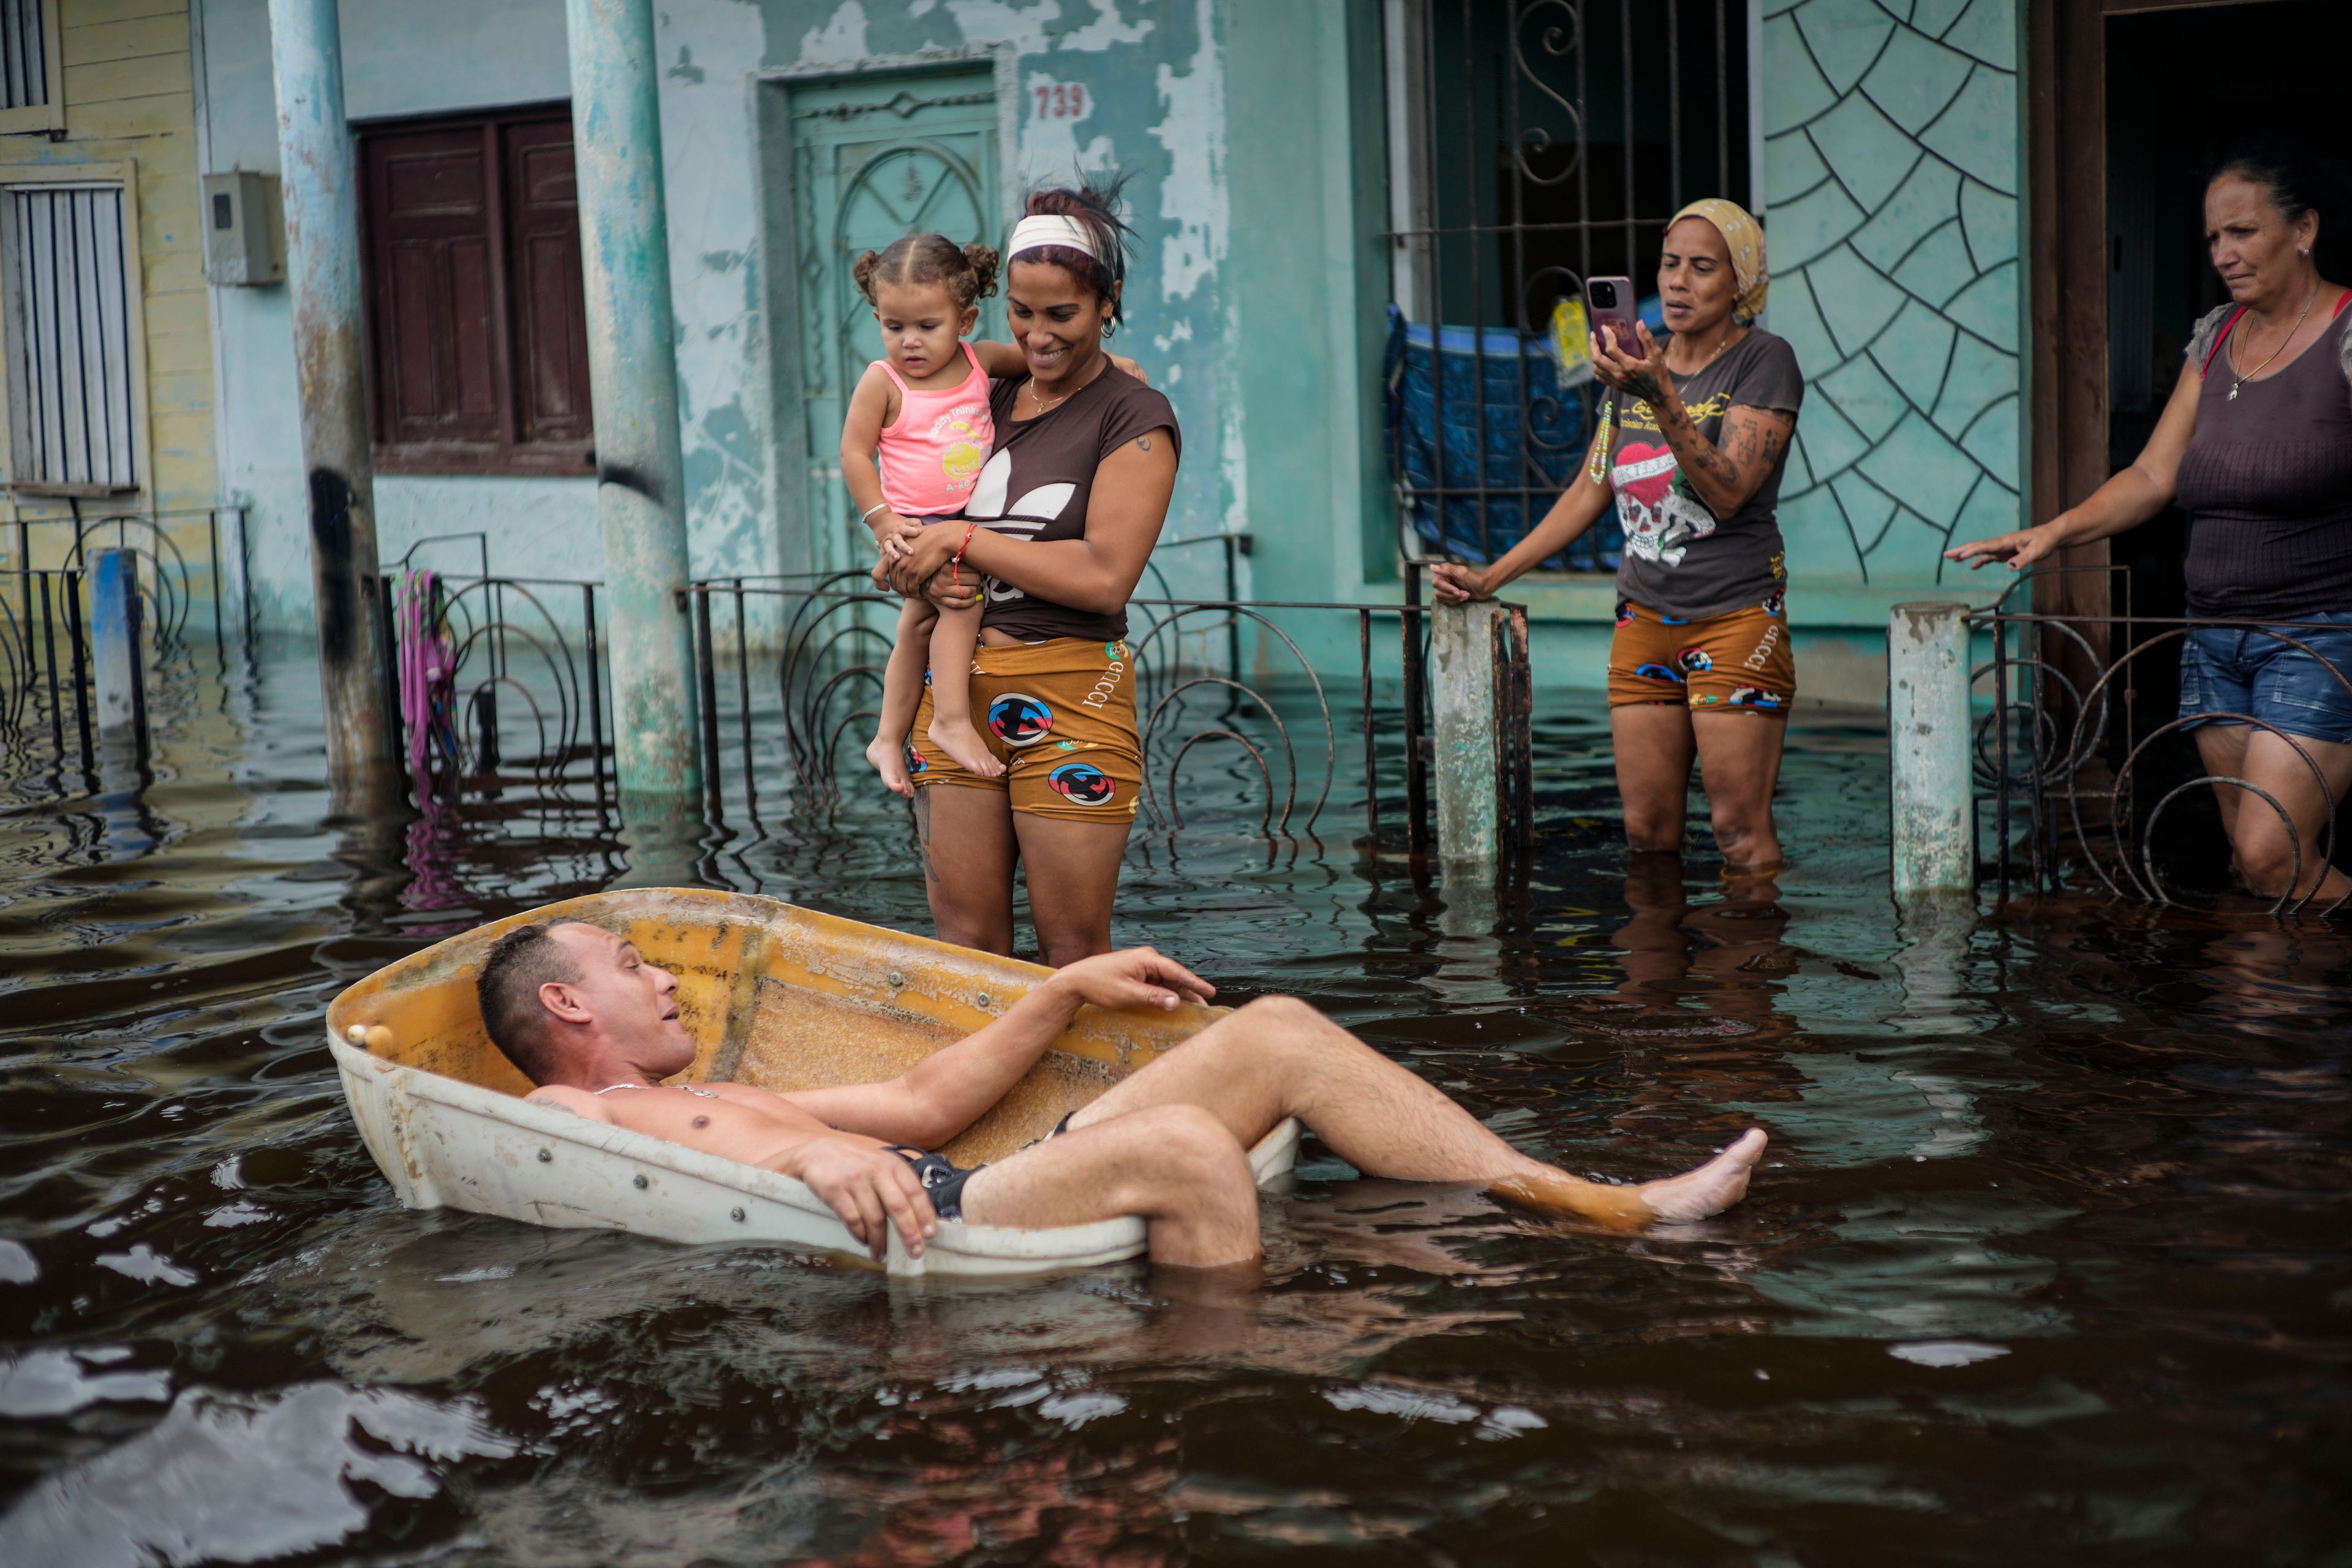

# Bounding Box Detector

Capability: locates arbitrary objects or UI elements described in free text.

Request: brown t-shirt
[1606,328,1804,620]
[965,362,1180,642]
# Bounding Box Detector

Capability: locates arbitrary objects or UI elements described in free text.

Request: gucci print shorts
[1607,595,1796,714]
[908,636,1143,821]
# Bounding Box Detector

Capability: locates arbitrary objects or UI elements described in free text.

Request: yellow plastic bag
[1549,296,1591,374]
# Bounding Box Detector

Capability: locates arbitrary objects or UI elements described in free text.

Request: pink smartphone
[1583,275,1646,361]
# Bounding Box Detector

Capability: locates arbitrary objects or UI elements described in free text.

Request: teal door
[788,70,1000,576]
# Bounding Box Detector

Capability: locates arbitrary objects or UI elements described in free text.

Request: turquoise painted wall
[1759,0,2023,603]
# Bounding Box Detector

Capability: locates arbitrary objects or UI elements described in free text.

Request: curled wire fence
[1972,565,2352,916]
[0,507,250,783]
[682,567,1509,857]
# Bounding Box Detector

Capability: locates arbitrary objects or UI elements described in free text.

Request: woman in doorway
[1948,146,2352,904]
[1433,200,1804,876]
[884,178,1178,963]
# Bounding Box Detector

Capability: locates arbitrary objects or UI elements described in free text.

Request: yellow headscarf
[1668,198,1768,325]
[1583,198,1772,483]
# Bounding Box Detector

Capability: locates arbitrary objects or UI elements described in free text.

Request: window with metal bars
[1,183,139,493]
[1383,0,1748,572]
[0,0,61,136]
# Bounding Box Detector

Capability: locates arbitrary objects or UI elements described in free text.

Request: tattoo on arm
[1134,435,1152,452]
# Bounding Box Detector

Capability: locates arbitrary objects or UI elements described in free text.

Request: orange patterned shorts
[1607,594,1796,714]
[909,636,1143,822]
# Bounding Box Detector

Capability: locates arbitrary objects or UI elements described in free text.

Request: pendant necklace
[2228,282,2318,400]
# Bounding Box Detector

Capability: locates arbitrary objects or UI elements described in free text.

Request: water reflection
[1,657,2349,1560]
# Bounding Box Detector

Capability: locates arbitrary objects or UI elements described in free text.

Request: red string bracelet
[949,522,976,589]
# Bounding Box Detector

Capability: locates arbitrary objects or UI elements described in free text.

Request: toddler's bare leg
[865,598,938,797]
[924,603,1003,778]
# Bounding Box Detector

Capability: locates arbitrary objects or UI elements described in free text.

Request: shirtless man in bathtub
[480,918,1767,1267]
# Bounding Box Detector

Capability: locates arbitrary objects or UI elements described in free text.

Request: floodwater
[2,639,2347,1567]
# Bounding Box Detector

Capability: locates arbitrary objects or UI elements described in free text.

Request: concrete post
[1888,602,1975,895]
[1430,599,1506,870]
[564,0,702,813]
[267,0,393,799]
[90,548,146,751]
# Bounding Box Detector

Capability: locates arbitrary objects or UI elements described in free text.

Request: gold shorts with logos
[909,636,1142,821]
[1607,594,1795,714]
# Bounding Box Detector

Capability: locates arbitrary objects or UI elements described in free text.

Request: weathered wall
[207,0,1293,631]
[198,0,604,626]
[0,0,216,564]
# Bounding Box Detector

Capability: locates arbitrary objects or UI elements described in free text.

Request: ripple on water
[1,644,2348,1561]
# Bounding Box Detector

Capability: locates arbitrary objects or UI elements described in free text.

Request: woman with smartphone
[1433,200,1804,877]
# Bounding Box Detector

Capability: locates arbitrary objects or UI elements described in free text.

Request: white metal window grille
[0,0,48,110]
[5,184,138,489]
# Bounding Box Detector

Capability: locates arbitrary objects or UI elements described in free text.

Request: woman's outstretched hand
[1944,521,2062,571]
[1427,562,1492,605]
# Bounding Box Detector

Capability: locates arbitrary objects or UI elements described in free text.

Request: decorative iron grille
[1382,0,1748,570]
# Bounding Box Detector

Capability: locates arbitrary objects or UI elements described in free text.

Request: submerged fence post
[268,0,394,804]
[1430,599,1507,870]
[91,548,147,754]
[564,0,702,821]
[1889,602,1975,895]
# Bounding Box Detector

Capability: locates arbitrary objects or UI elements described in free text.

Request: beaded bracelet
[949,522,976,589]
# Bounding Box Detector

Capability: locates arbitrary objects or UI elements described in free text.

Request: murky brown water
[2,643,2348,1566]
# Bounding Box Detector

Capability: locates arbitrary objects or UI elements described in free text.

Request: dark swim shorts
[886,1146,981,1222]
[887,1112,1077,1223]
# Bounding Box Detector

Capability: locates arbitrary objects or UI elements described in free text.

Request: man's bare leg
[955,1104,1263,1267]
[1065,997,1765,1229]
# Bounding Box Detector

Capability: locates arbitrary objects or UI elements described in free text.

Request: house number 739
[1033,82,1088,119]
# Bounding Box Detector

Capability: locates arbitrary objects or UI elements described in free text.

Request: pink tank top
[873,342,993,517]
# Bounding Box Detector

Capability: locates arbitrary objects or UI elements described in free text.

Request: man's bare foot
[1633,1128,1768,1222]
[929,715,1006,778]
[865,735,915,799]
[1488,1128,1767,1230]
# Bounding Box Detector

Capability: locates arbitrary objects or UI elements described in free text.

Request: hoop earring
[1101,319,1117,340]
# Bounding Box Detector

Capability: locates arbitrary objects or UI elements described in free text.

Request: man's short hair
[476,918,593,1082]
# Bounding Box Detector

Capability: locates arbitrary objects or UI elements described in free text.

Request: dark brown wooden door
[358,106,594,474]
[365,125,502,450]
[505,120,591,447]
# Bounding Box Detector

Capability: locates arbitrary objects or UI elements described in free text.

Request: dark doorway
[2098,0,2352,886]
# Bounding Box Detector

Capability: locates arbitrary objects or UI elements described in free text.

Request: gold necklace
[2227,281,2319,400]
[1026,353,1106,417]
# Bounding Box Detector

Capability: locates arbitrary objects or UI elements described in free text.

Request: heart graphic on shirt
[1615,442,1679,510]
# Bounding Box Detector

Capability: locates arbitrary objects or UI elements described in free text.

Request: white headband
[1006,214,1102,264]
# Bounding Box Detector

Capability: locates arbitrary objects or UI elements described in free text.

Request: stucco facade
[194,0,2021,704]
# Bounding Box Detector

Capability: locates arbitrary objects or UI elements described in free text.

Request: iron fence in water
[0,506,251,780]
[377,550,1537,859]
[1972,567,2352,916]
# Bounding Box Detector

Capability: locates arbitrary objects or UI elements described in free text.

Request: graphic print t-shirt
[967,363,1180,643]
[1606,329,1804,621]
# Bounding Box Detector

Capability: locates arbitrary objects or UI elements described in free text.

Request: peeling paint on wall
[1148,0,1224,305]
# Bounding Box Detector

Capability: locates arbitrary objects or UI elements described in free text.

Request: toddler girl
[843,235,1005,794]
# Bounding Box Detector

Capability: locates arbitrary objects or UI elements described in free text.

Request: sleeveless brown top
[2175,297,2352,620]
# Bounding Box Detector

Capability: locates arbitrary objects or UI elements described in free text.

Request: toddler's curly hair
[851,233,1001,310]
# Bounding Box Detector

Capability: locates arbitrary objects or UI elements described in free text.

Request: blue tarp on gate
[1382,303,1624,571]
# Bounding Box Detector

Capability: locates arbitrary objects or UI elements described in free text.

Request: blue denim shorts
[2176,612,2352,745]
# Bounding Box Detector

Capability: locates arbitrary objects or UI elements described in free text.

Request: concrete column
[1888,602,1975,895]
[267,0,392,798]
[564,0,702,813]
[1430,599,1506,870]
[90,548,146,751]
